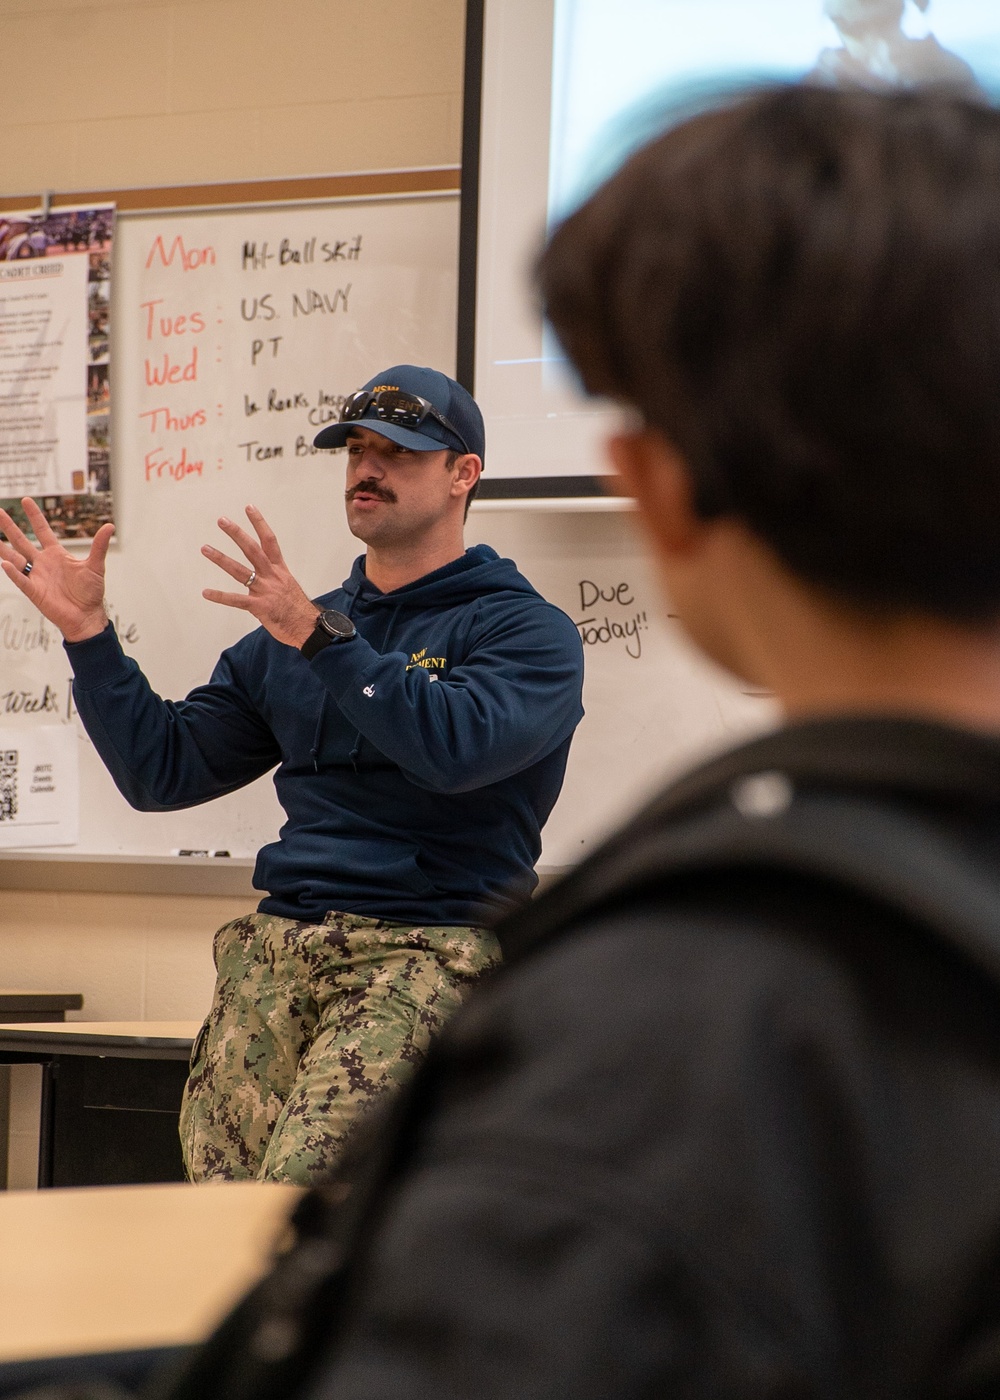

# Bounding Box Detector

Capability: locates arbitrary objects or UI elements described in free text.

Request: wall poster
[0,725,79,849]
[0,203,115,541]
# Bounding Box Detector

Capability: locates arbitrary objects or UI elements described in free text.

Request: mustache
[346,479,397,504]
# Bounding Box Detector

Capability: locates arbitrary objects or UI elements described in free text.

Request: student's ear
[606,429,704,555]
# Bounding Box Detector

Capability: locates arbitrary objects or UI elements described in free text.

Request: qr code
[0,750,17,822]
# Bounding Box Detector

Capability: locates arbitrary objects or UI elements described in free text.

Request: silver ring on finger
[22,561,32,576]
[245,568,256,590]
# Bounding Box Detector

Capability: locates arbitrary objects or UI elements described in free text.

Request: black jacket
[176,717,1000,1400]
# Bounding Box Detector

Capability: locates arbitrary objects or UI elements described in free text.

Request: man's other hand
[0,497,113,642]
[202,505,320,649]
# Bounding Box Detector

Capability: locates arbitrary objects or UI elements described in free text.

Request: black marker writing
[291,285,351,317]
[577,612,649,660]
[0,613,55,654]
[1,686,59,715]
[579,579,635,611]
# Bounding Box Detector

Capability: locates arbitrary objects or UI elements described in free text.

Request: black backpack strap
[499,786,1000,989]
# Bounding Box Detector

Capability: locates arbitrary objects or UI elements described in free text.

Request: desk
[0,1022,200,1188]
[0,1180,301,1364]
[0,992,84,1191]
[0,991,83,1024]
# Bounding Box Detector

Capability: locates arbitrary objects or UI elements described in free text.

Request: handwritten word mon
[145,236,216,272]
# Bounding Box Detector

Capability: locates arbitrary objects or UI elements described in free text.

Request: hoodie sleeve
[309,599,585,794]
[66,623,281,811]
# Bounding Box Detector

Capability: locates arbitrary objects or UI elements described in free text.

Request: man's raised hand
[0,497,113,643]
[202,505,320,649]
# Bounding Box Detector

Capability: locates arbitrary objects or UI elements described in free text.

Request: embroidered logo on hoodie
[406,647,447,674]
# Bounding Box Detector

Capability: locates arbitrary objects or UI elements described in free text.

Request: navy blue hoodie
[66,546,584,925]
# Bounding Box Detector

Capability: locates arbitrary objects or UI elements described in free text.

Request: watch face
[317,609,355,640]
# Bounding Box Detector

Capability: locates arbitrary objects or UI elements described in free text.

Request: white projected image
[551,0,1000,219]
[474,0,1000,490]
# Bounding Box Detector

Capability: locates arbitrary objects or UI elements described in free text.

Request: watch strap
[301,610,356,660]
[300,624,334,661]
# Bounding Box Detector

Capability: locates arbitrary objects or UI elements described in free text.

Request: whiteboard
[0,189,776,872]
[0,193,462,859]
[476,508,776,868]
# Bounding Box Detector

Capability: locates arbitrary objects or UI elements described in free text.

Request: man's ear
[450,453,483,502]
[606,430,704,555]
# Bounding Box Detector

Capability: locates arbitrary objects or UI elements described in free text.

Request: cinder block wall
[2,0,465,197]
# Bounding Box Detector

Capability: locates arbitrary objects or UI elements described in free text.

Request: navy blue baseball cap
[313,364,485,462]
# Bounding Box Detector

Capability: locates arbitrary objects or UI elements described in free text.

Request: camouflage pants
[179,910,501,1186]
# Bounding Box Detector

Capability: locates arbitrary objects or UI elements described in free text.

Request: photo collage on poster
[0,204,115,542]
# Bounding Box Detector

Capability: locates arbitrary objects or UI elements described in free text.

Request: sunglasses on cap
[339,389,471,455]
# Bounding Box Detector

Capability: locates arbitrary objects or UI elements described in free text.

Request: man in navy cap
[0,364,585,1186]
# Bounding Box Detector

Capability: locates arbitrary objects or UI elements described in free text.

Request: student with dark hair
[12,82,1000,1400]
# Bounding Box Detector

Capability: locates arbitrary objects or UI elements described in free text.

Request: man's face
[343,426,459,548]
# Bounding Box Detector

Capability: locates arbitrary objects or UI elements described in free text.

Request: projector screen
[462,0,1000,501]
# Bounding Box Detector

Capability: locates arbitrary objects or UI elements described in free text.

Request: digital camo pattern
[179,910,501,1186]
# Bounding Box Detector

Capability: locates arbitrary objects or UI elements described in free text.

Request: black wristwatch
[300,609,357,660]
